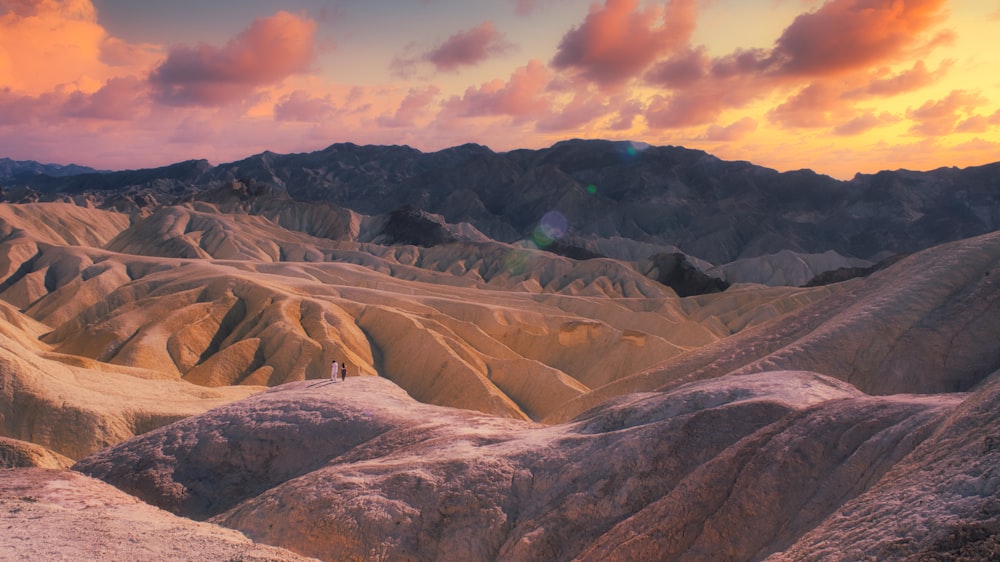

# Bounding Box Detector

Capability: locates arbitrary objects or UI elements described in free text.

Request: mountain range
[0,140,998,561]
[5,139,999,265]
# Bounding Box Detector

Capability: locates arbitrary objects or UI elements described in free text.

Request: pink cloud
[0,76,147,124]
[908,90,987,136]
[551,0,697,89]
[644,47,710,88]
[535,93,610,132]
[425,22,514,72]
[62,76,147,120]
[705,117,758,141]
[0,88,51,124]
[645,76,762,129]
[954,112,998,134]
[769,82,844,128]
[149,11,317,107]
[442,60,552,120]
[274,90,336,122]
[377,86,441,128]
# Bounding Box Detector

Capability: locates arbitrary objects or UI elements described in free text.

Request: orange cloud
[770,0,949,76]
[149,11,317,106]
[551,0,696,89]
[639,0,956,132]
[0,0,158,96]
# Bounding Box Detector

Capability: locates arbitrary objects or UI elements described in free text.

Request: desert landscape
[0,139,998,561]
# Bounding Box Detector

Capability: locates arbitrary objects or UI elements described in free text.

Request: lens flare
[532,210,567,247]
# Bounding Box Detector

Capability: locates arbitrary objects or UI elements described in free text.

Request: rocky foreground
[69,372,999,561]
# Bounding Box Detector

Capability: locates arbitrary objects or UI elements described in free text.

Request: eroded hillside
[0,167,997,561]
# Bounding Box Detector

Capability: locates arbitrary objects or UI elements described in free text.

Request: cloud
[853,59,953,97]
[608,98,644,131]
[645,75,762,129]
[0,0,95,19]
[377,86,440,127]
[425,22,514,72]
[99,36,162,68]
[62,75,146,120]
[442,60,552,120]
[509,0,572,16]
[0,0,158,96]
[551,0,697,89]
[535,92,610,132]
[274,90,336,122]
[391,22,514,78]
[644,47,710,88]
[705,117,758,141]
[149,11,317,107]
[833,111,899,136]
[639,0,955,132]
[0,75,147,124]
[769,0,949,76]
[769,82,844,128]
[908,90,987,136]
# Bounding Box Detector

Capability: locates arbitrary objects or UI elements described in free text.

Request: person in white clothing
[331,360,339,382]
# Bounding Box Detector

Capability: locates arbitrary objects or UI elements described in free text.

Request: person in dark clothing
[341,363,348,381]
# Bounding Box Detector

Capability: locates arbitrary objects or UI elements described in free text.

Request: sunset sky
[1,0,998,178]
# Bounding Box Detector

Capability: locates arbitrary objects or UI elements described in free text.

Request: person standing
[331,360,339,382]
[341,363,348,381]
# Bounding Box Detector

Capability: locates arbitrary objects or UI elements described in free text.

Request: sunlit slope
[0,324,262,459]
[0,202,843,428]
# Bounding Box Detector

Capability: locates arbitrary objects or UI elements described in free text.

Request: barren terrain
[1,144,999,560]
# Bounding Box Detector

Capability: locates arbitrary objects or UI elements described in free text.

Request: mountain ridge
[4,140,999,265]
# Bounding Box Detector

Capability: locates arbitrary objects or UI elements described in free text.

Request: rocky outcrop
[0,468,317,561]
[645,252,730,296]
[75,372,972,562]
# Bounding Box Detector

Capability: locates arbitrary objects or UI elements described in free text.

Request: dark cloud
[425,22,514,72]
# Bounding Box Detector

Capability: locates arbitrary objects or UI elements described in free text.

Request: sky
[1,0,998,179]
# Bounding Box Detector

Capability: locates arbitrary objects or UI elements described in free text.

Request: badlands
[1,141,999,561]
